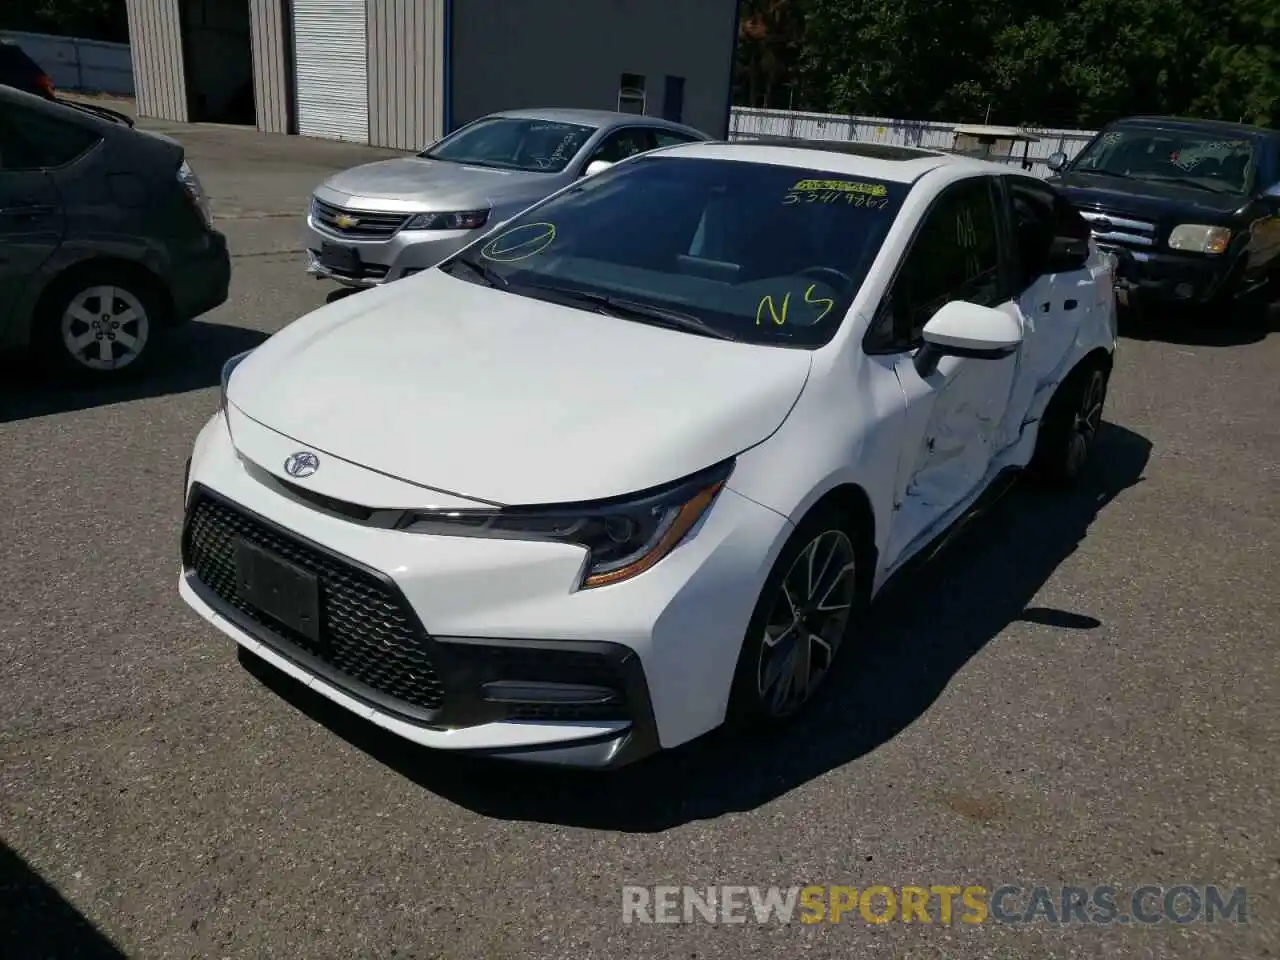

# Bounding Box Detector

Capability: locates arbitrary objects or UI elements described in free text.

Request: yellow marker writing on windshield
[804,284,834,322]
[481,221,557,262]
[756,292,790,326]
[756,285,835,326]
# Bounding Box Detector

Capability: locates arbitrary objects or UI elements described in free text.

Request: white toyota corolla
[180,140,1117,769]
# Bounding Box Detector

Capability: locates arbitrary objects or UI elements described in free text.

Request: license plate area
[319,242,361,275]
[234,538,322,642]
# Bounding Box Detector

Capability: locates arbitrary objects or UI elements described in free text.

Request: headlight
[1168,224,1232,254]
[177,159,213,228]
[398,460,734,588]
[404,210,490,231]
[217,350,254,416]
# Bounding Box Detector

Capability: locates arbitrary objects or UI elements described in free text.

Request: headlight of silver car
[217,350,255,417]
[403,210,490,231]
[398,459,735,588]
[1167,223,1232,255]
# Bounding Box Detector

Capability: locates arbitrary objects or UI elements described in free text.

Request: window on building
[618,73,646,115]
[662,76,685,124]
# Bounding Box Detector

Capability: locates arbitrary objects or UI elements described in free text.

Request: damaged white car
[181,139,1117,769]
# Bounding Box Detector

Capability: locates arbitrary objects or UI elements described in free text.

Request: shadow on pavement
[1118,302,1275,347]
[241,421,1152,832]
[0,842,126,959]
[0,320,268,424]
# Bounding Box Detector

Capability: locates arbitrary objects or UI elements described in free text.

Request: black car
[1046,116,1280,323]
[0,39,55,100]
[1,86,231,380]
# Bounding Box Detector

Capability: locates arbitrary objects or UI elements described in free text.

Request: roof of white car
[659,139,1013,184]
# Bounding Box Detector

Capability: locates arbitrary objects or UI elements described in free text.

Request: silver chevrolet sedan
[304,107,713,287]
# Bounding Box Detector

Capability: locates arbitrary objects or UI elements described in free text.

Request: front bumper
[170,229,232,322]
[1100,243,1243,308]
[303,214,476,288]
[178,412,791,768]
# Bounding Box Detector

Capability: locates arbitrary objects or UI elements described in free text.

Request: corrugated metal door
[292,0,368,141]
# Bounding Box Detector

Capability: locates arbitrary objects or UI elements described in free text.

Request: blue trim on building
[722,0,742,140]
[442,0,454,135]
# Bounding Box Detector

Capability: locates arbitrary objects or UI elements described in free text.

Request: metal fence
[0,29,134,96]
[728,106,1098,176]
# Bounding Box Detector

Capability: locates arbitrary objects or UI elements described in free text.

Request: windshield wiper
[1079,168,1134,180]
[518,284,736,340]
[1130,174,1225,193]
[443,256,508,288]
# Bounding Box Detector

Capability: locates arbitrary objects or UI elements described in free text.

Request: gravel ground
[1,116,1277,960]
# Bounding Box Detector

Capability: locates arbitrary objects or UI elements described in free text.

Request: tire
[33,265,163,381]
[726,505,868,731]
[1228,283,1275,330]
[1028,358,1109,486]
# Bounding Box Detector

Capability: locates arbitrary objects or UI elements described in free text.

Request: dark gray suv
[0,86,231,379]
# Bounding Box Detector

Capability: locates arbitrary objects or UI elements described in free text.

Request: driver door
[875,175,1026,568]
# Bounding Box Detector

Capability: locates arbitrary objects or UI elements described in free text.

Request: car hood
[227,271,813,505]
[317,156,557,212]
[1050,171,1247,222]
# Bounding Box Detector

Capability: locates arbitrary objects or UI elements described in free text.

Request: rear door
[999,176,1103,444]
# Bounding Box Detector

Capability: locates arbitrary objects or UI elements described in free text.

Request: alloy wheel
[756,529,858,718]
[60,285,150,371]
[1065,369,1106,475]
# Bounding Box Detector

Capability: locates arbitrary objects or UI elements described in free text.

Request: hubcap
[60,285,149,371]
[1066,371,1106,474]
[756,529,857,718]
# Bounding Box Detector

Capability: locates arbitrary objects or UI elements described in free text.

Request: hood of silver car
[315,157,562,213]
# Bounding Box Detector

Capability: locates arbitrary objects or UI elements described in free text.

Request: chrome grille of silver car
[311,198,410,240]
[1078,210,1156,249]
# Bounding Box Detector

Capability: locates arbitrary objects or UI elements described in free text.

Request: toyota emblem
[284,451,320,479]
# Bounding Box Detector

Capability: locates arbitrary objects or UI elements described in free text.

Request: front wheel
[35,267,161,380]
[727,507,866,729]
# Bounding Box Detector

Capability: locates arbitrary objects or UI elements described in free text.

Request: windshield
[421,117,595,173]
[437,156,909,348]
[1069,127,1258,193]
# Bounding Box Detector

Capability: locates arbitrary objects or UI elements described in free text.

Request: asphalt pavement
[1,114,1277,960]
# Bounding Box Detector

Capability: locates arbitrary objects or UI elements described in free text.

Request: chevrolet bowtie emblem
[334,212,359,229]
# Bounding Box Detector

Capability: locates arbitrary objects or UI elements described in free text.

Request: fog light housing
[1174,282,1195,299]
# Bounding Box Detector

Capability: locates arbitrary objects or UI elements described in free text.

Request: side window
[888,177,1002,346]
[589,128,658,165]
[653,130,699,148]
[1006,178,1058,291]
[0,105,101,172]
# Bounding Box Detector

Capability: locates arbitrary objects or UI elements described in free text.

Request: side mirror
[584,159,613,178]
[1044,234,1091,274]
[1046,151,1068,173]
[915,301,1022,377]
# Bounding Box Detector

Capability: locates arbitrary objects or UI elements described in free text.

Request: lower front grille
[183,491,445,713]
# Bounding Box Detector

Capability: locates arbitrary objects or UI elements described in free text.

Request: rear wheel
[34,266,162,380]
[1029,358,1109,486]
[727,506,866,729]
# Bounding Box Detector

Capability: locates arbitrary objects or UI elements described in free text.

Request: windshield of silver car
[437,156,910,348]
[1070,127,1258,193]
[421,118,596,173]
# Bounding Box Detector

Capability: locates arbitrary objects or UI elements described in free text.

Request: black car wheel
[34,266,165,381]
